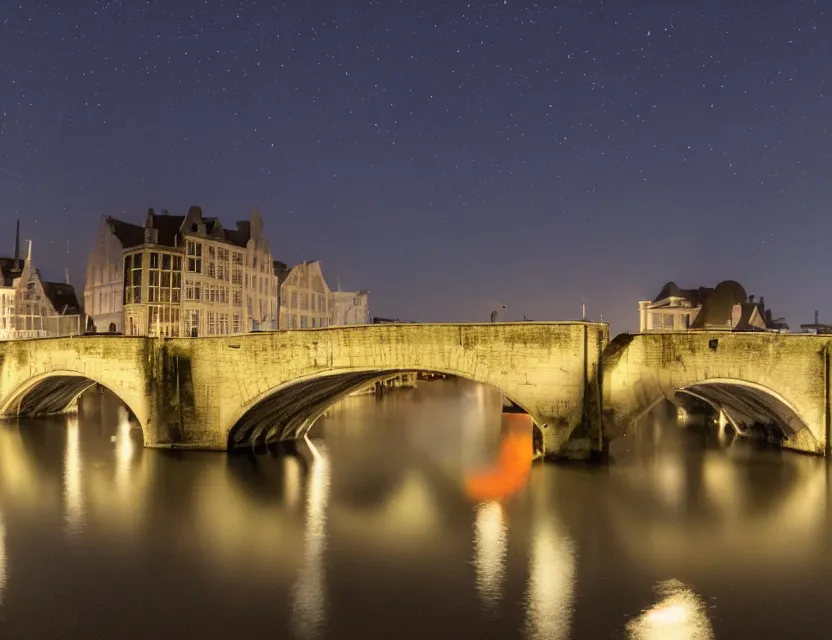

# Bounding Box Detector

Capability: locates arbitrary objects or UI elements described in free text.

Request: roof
[41,281,82,315]
[653,281,714,307]
[272,260,290,282]
[0,257,23,286]
[690,280,748,329]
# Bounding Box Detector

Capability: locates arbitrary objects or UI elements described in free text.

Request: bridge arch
[604,377,820,453]
[225,367,540,450]
[0,370,148,442]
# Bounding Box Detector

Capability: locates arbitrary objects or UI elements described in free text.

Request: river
[0,378,830,638]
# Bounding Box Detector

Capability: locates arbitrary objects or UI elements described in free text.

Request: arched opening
[226,369,536,452]
[0,373,144,440]
[610,378,817,457]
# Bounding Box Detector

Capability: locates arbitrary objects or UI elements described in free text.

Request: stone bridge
[0,324,829,458]
[0,323,608,459]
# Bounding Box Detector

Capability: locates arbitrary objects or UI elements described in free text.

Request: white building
[332,290,370,326]
[0,237,83,341]
[85,205,279,337]
[278,260,333,329]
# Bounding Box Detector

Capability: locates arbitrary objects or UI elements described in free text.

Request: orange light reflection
[465,414,533,502]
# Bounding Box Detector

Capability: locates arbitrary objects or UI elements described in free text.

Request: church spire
[14,219,20,264]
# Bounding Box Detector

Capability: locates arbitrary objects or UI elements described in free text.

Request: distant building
[800,311,832,335]
[84,216,133,333]
[332,290,370,326]
[0,229,83,340]
[639,280,787,333]
[85,205,278,337]
[278,260,333,329]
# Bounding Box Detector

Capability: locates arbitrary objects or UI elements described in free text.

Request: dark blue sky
[2,0,830,331]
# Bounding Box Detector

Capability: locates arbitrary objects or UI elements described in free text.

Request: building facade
[84,216,133,333]
[278,260,333,329]
[86,205,278,338]
[332,290,370,326]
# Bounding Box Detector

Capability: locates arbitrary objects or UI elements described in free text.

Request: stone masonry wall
[162,322,609,458]
[602,332,830,454]
[0,336,155,444]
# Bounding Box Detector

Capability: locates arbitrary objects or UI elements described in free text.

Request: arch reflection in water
[626,580,714,639]
[473,501,507,610]
[525,512,576,640]
[292,437,331,639]
[63,416,84,536]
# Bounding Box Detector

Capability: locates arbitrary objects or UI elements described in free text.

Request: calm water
[1,379,831,638]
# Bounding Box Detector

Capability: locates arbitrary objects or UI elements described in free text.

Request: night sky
[2,1,830,332]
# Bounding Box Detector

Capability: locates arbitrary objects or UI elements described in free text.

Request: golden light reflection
[63,416,84,536]
[284,454,302,509]
[292,438,331,639]
[626,580,714,640]
[114,407,134,497]
[525,512,576,640]
[0,511,6,607]
[473,501,507,610]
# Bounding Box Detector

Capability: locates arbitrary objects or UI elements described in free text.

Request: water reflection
[114,407,135,496]
[63,416,84,536]
[473,501,507,610]
[525,508,576,640]
[626,580,714,640]
[292,438,331,639]
[3,385,832,638]
[0,510,6,608]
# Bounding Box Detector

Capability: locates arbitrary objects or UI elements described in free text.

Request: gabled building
[1,227,83,340]
[278,260,333,329]
[639,280,787,333]
[84,205,279,337]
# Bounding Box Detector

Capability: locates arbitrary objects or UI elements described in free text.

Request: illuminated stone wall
[162,322,610,459]
[6,325,824,460]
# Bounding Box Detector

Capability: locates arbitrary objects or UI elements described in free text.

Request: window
[232,266,242,285]
[208,246,215,259]
[232,314,240,333]
[187,240,202,273]
[162,254,171,270]
[150,253,159,269]
[300,315,308,329]
[233,291,242,307]
[290,291,298,309]
[232,252,243,266]
[300,293,309,310]
[312,317,317,328]
[218,247,229,262]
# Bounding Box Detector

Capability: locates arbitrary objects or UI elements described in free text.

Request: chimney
[145,207,155,228]
[816,310,820,325]
[748,294,755,303]
[65,268,71,285]
[759,296,764,308]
